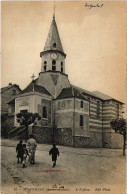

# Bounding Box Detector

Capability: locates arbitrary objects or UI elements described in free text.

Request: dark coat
[49,147,59,161]
[16,143,23,158]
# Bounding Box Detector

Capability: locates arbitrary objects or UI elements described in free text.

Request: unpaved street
[1,139,126,194]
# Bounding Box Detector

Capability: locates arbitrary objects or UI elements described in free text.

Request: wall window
[87,97,90,115]
[116,104,119,118]
[13,89,16,95]
[80,101,83,109]
[20,109,28,114]
[52,60,56,71]
[97,101,100,119]
[44,65,46,71]
[53,43,56,48]
[58,102,61,110]
[80,115,83,126]
[43,106,47,118]
[61,101,66,109]
[61,62,63,73]
[44,61,47,71]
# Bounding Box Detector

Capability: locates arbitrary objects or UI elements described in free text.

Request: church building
[8,15,124,148]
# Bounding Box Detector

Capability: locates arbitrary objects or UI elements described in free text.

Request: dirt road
[1,139,126,194]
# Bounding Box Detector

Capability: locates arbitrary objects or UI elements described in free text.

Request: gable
[1,84,21,94]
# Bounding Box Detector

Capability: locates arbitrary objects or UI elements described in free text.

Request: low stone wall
[74,136,90,148]
[29,126,123,149]
[102,131,123,149]
[75,132,102,148]
[90,132,102,147]
[54,128,73,147]
[32,126,53,144]
[102,132,111,148]
[111,132,123,148]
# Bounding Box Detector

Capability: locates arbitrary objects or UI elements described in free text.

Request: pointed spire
[43,16,64,53]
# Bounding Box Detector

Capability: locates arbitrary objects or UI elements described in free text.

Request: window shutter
[38,104,42,117]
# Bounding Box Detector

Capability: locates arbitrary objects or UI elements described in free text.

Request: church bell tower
[40,16,66,74]
[37,15,70,98]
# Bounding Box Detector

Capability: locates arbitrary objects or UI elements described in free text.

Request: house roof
[7,83,52,104]
[1,84,21,93]
[56,86,87,100]
[19,83,52,96]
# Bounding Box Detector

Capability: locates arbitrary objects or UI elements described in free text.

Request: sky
[1,1,126,103]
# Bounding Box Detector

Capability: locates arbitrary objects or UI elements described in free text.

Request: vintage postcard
[1,1,126,194]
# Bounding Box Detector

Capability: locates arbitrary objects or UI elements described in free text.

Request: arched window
[61,62,63,73]
[43,106,47,118]
[44,65,46,71]
[52,60,56,71]
[53,43,56,48]
[80,115,83,126]
[44,61,47,71]
[80,101,83,109]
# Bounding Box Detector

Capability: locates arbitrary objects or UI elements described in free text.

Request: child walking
[49,144,59,167]
[16,140,23,163]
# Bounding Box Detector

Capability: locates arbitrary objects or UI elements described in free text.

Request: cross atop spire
[31,74,35,81]
[53,0,56,19]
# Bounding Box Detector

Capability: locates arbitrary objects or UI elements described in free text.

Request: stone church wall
[54,128,73,147]
[55,112,73,128]
[74,132,102,148]
[111,132,123,148]
[74,113,89,137]
[32,126,53,144]
[102,131,123,148]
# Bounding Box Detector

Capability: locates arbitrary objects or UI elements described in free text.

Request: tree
[1,114,7,123]
[16,112,41,141]
[110,118,126,156]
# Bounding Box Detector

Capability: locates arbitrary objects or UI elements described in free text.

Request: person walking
[49,144,59,167]
[16,139,23,163]
[27,134,37,164]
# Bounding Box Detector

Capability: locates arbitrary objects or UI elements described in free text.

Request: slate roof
[91,91,112,100]
[71,85,98,98]
[43,17,64,53]
[1,84,21,93]
[56,84,123,104]
[56,86,87,100]
[20,83,51,96]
